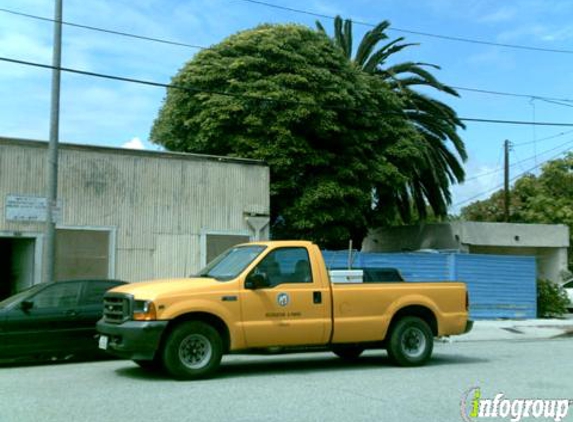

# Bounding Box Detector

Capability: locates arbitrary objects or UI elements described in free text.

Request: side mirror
[20,300,33,312]
[245,273,269,290]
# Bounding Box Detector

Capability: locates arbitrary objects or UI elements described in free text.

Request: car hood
[108,277,225,301]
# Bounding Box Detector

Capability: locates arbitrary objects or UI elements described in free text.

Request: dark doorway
[0,237,36,300]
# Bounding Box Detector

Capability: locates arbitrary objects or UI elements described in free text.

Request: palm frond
[362,39,416,72]
[334,16,348,58]
[343,19,353,61]
[354,20,391,66]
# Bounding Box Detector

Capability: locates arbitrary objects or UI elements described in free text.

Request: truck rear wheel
[332,345,364,360]
[162,321,223,380]
[387,316,433,367]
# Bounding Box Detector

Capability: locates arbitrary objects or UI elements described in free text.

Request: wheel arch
[162,312,231,353]
[388,305,438,337]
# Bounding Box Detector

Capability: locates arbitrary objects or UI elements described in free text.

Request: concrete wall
[0,137,270,287]
[452,222,570,248]
[362,223,460,252]
[363,222,570,283]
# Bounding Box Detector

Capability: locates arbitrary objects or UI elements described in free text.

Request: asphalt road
[1,338,572,422]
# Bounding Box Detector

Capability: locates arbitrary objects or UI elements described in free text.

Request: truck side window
[253,247,313,287]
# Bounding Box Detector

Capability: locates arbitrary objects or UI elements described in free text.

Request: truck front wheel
[387,316,433,367]
[162,321,223,380]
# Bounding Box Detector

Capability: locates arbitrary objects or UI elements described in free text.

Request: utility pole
[44,0,63,283]
[504,139,511,223]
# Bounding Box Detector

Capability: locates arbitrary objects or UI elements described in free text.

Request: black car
[0,279,126,362]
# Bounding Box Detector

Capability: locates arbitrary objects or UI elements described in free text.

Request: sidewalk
[452,318,573,342]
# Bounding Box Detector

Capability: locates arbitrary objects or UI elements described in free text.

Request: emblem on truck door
[277,293,290,307]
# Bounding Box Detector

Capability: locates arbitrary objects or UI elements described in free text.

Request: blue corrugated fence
[322,251,537,320]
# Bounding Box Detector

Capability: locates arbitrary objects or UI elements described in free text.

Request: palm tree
[317,17,467,221]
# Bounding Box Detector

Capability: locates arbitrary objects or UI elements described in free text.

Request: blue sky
[1,0,572,212]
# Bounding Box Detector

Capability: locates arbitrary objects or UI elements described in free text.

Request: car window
[81,281,121,305]
[31,283,81,309]
[251,247,313,287]
[0,284,44,309]
[564,281,573,289]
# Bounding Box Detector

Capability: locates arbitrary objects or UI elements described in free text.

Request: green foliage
[536,279,570,318]
[150,23,464,248]
[461,153,573,267]
[316,16,467,223]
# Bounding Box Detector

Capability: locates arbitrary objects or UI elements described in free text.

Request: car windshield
[0,284,45,309]
[196,245,266,281]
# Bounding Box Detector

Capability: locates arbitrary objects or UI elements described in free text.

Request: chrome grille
[103,294,131,323]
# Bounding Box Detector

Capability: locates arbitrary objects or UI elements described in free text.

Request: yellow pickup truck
[97,241,472,380]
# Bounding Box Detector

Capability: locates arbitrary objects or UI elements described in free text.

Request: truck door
[239,247,331,348]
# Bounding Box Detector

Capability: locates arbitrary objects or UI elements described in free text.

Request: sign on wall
[5,194,62,223]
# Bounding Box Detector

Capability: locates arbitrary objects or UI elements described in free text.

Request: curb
[451,319,573,342]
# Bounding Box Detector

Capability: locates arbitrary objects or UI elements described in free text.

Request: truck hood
[108,277,222,300]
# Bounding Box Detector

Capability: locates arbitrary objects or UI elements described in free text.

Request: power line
[487,147,504,200]
[0,7,204,50]
[537,98,573,108]
[2,6,573,105]
[234,0,573,55]
[3,55,573,127]
[451,86,573,104]
[464,138,573,182]
[511,137,573,165]
[511,147,530,175]
[0,55,395,113]
[462,145,503,184]
[513,129,573,147]
[459,118,573,127]
[454,145,573,208]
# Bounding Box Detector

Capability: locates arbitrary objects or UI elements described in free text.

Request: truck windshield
[196,245,267,281]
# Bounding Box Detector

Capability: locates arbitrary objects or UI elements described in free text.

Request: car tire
[386,316,433,367]
[332,345,364,360]
[162,321,223,380]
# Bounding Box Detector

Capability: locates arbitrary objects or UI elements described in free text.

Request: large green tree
[150,24,460,248]
[461,152,573,269]
[316,17,467,222]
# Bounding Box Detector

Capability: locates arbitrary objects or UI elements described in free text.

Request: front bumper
[96,319,168,361]
[464,320,474,334]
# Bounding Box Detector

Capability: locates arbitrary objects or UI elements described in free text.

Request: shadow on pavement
[554,328,573,339]
[0,353,120,369]
[113,352,489,381]
[114,365,174,381]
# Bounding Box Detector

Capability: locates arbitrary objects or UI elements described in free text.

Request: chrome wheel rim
[401,327,426,359]
[179,334,212,369]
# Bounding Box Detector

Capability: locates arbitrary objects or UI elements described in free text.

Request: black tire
[162,321,223,380]
[332,345,365,360]
[386,316,433,367]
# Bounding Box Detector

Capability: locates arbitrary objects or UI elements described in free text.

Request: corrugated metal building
[0,137,270,299]
[323,250,537,320]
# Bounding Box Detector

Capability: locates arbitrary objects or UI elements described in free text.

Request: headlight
[133,300,157,321]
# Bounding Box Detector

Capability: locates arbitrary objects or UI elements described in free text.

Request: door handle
[65,310,78,317]
[313,291,322,304]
